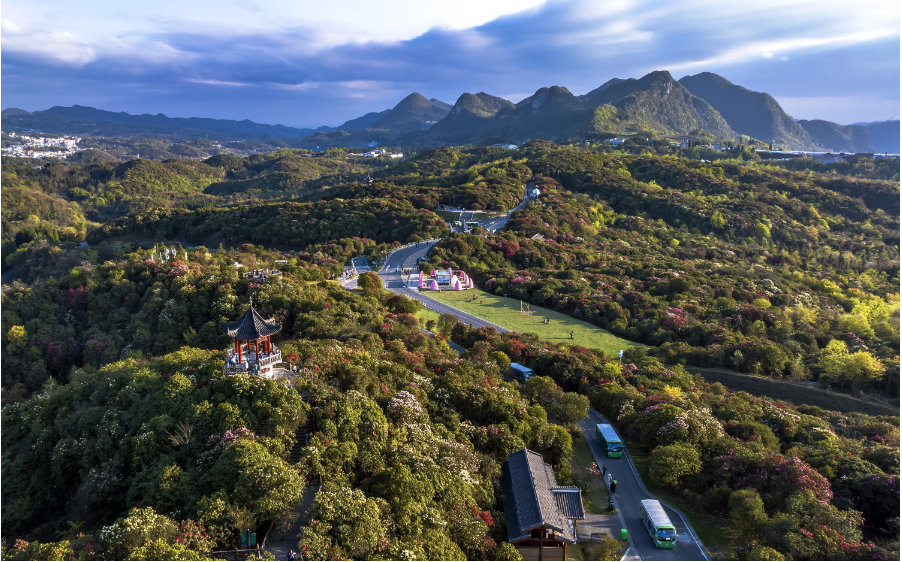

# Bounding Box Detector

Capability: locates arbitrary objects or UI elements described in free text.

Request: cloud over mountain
[1,0,898,126]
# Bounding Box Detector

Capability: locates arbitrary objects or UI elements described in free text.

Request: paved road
[474,184,529,232]
[351,256,370,271]
[578,410,709,562]
[377,242,509,333]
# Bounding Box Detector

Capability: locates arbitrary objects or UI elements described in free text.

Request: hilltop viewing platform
[222,298,284,377]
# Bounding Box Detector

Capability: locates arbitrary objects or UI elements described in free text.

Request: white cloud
[1,18,97,66]
[661,28,899,73]
[185,78,249,87]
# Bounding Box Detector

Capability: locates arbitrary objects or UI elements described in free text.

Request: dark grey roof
[501,449,582,544]
[552,487,586,520]
[223,301,281,340]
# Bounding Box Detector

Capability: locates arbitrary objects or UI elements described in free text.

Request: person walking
[611,477,618,493]
[602,463,607,476]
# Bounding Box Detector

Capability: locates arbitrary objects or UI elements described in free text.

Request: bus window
[657,529,676,539]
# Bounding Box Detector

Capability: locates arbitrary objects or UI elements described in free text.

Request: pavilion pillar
[539,527,545,560]
[237,340,242,362]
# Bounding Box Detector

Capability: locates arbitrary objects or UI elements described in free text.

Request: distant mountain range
[3,72,898,153]
[0,105,326,139]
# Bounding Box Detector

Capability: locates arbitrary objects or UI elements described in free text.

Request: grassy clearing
[434,210,463,221]
[424,287,641,357]
[625,437,734,560]
[571,432,613,515]
[415,307,441,326]
[567,539,626,561]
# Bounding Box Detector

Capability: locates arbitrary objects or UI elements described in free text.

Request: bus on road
[510,363,534,382]
[596,424,623,457]
[640,499,677,548]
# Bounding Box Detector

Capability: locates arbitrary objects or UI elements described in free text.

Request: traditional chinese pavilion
[223,298,283,377]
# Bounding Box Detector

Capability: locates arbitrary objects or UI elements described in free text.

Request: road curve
[378,241,509,333]
[578,410,709,562]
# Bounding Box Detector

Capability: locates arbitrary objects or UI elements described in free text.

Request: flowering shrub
[209,427,256,452]
[174,520,214,552]
[386,390,425,424]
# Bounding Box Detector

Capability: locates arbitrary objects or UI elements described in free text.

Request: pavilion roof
[223,300,282,340]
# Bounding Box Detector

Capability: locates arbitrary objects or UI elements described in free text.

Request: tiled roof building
[501,449,586,560]
[223,299,283,377]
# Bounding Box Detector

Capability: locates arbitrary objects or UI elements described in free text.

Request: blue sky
[2,0,899,127]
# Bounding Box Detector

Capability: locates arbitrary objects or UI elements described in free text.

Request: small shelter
[501,449,586,560]
[223,298,283,377]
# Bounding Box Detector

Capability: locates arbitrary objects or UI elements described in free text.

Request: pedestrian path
[265,483,319,561]
[267,392,318,560]
[579,512,621,542]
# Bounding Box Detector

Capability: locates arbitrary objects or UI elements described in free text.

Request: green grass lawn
[434,210,463,221]
[625,437,734,559]
[571,432,613,515]
[424,288,642,357]
[415,307,441,326]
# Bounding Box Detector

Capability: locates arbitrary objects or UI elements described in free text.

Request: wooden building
[501,449,586,561]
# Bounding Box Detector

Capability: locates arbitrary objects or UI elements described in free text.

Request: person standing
[611,477,618,493]
[602,463,607,476]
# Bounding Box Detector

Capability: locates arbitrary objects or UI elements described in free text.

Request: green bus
[640,499,677,548]
[596,423,623,457]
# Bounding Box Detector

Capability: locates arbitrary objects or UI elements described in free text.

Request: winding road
[579,410,709,561]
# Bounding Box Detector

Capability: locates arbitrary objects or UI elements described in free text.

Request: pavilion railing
[224,348,282,375]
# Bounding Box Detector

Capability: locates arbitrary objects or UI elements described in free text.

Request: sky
[2,0,899,127]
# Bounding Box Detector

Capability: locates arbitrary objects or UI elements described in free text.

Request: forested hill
[428,142,899,390]
[87,199,447,248]
[1,142,899,561]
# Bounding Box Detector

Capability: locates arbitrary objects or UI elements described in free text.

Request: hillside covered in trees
[1,141,899,561]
